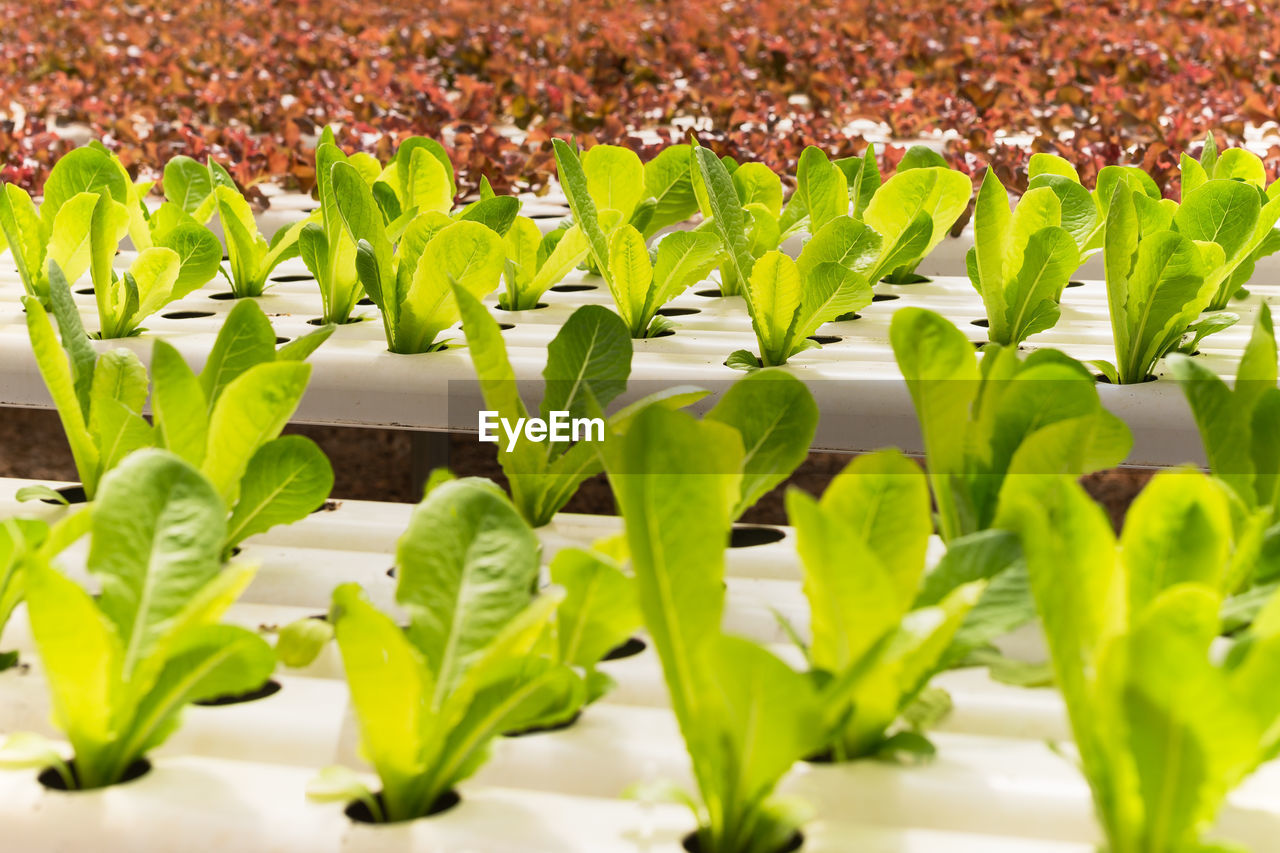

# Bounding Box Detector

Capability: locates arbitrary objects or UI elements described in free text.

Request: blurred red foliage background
[2,0,1279,198]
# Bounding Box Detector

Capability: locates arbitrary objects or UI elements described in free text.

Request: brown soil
[1,407,1155,527]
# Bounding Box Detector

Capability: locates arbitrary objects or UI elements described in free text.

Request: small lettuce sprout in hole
[891,307,1131,542]
[784,450,1024,761]
[726,215,878,369]
[605,404,823,853]
[500,215,592,311]
[22,274,335,555]
[308,480,579,823]
[1092,181,1231,384]
[967,168,1078,346]
[1001,470,1280,853]
[503,542,643,734]
[207,159,309,299]
[454,283,706,527]
[0,451,274,790]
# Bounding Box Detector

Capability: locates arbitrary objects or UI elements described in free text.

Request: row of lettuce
[4,250,1280,850]
[3,132,1279,384]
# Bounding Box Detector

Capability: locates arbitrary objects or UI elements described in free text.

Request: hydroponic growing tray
[1,477,1278,852]
[1,195,1276,468]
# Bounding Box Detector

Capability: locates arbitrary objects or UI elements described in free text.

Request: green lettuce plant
[605,225,722,337]
[1026,154,1159,264]
[0,517,78,672]
[858,148,972,284]
[307,479,577,823]
[1171,303,1280,518]
[726,216,879,369]
[967,168,1079,345]
[23,267,334,553]
[604,404,824,853]
[891,307,1131,541]
[210,163,310,298]
[786,449,1016,760]
[0,450,275,790]
[499,215,592,310]
[0,144,220,335]
[1002,470,1280,853]
[1177,134,1280,311]
[330,161,507,353]
[453,283,705,526]
[1096,182,1224,384]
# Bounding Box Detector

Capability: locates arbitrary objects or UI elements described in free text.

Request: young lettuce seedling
[502,544,643,730]
[606,225,722,337]
[24,266,334,553]
[786,449,1014,761]
[1026,153,1161,264]
[604,404,825,853]
[1096,182,1225,384]
[208,160,310,298]
[0,144,220,335]
[0,512,81,671]
[727,216,879,368]
[1001,470,1280,853]
[499,215,592,310]
[0,451,275,790]
[967,168,1079,345]
[331,161,508,353]
[308,479,576,823]
[858,148,972,284]
[891,307,1131,541]
[690,143,821,297]
[454,283,706,526]
[1171,303,1280,518]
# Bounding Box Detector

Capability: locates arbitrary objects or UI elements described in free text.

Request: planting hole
[683,831,802,853]
[345,790,460,824]
[1097,374,1158,385]
[74,287,94,295]
[503,710,582,738]
[162,311,214,320]
[494,303,548,312]
[270,274,315,283]
[730,525,785,548]
[657,307,700,317]
[972,341,990,349]
[834,312,861,321]
[194,679,282,707]
[498,323,515,331]
[871,294,900,303]
[549,284,597,292]
[603,636,647,661]
[308,317,364,326]
[313,500,340,514]
[208,292,239,301]
[971,319,989,328]
[42,485,87,505]
[880,273,930,284]
[40,758,152,791]
[1066,280,1086,288]
[807,335,841,345]
[693,288,723,298]
[275,336,290,345]
[357,297,375,306]
[642,329,676,339]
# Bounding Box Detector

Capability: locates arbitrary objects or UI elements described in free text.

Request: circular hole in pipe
[549,284,597,293]
[345,790,461,824]
[41,485,87,505]
[39,758,152,791]
[656,307,700,317]
[602,636,647,661]
[871,294,900,303]
[807,335,841,345]
[162,311,215,320]
[194,679,282,707]
[730,525,785,548]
